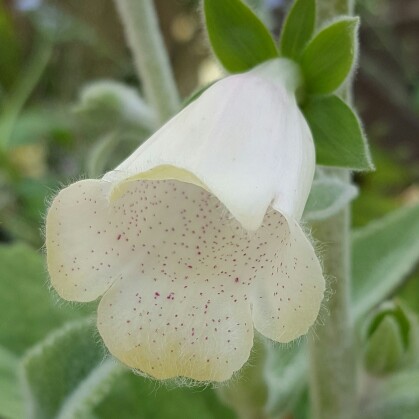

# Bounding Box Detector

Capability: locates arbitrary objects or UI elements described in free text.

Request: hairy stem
[308,177,357,419]
[114,0,180,124]
[308,1,357,419]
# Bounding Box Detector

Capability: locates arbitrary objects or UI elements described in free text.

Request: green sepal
[303,94,373,170]
[280,0,316,60]
[203,0,278,73]
[300,17,359,94]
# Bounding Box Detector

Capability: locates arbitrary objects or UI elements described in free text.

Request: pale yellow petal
[251,215,325,342]
[46,180,123,301]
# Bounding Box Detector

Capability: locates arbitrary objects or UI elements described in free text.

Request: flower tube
[46,59,325,382]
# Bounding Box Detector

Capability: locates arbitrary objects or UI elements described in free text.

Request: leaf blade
[360,370,419,419]
[95,370,236,419]
[352,204,419,319]
[0,244,92,355]
[0,346,24,419]
[21,319,122,419]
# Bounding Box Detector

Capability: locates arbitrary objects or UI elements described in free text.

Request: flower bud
[363,301,419,376]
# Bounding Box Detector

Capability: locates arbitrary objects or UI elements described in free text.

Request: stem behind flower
[114,0,180,125]
[307,1,357,418]
[308,171,357,419]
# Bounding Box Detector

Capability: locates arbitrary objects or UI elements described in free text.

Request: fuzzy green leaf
[264,343,307,416]
[280,0,316,60]
[0,244,91,355]
[95,372,235,419]
[303,95,373,170]
[304,177,358,221]
[21,319,122,419]
[352,204,419,319]
[0,346,24,419]
[204,0,277,73]
[300,17,359,94]
[360,370,419,419]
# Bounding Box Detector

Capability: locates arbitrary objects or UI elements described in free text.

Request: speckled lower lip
[46,176,324,382]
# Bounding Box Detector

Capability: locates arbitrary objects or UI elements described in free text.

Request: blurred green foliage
[0,0,418,418]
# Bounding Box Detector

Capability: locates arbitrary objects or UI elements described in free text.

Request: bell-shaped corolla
[46,59,325,382]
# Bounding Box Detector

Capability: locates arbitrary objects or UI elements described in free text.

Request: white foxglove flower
[46,59,325,382]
